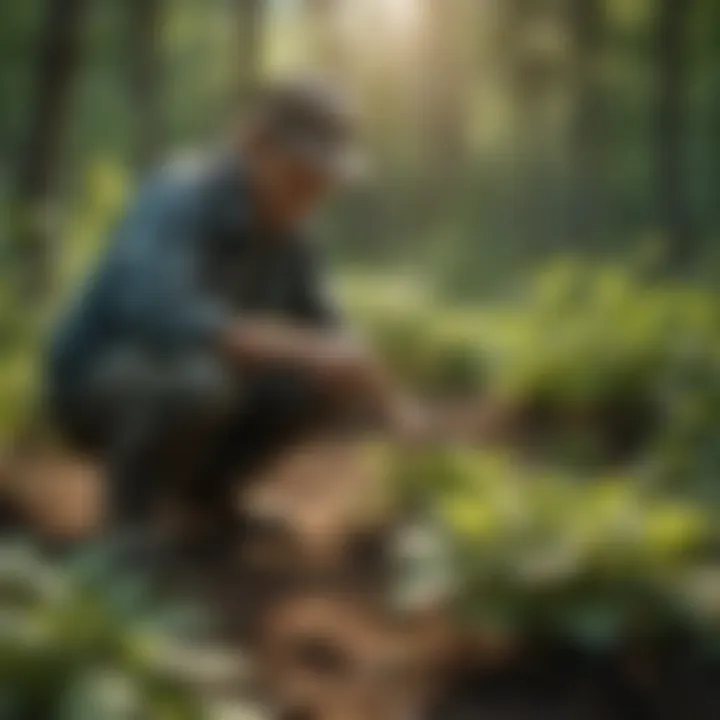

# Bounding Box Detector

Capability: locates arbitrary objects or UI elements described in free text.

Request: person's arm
[111,179,367,384]
[254,241,428,435]
[111,179,426,436]
[217,318,375,399]
[220,318,428,437]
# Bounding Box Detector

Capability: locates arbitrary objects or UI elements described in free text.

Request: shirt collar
[209,151,313,248]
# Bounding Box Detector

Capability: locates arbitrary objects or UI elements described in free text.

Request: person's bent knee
[161,353,240,422]
[85,348,240,431]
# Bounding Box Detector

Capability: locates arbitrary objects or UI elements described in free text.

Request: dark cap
[251,76,366,181]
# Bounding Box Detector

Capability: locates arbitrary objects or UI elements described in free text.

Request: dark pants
[51,349,328,532]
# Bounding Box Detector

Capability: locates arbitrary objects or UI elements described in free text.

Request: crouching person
[46,78,424,556]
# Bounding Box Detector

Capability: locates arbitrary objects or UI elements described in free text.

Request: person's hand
[306,335,371,392]
[222,321,368,393]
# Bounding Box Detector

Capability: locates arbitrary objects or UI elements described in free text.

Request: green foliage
[351,260,720,401]
[0,542,206,719]
[350,260,720,470]
[479,260,720,405]
[0,158,128,441]
[341,273,487,396]
[350,261,720,646]
[389,447,717,648]
[63,159,129,284]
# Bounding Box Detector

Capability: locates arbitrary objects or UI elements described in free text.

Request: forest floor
[6,408,720,719]
[0,436,444,719]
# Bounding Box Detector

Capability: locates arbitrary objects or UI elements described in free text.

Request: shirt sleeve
[109,179,231,351]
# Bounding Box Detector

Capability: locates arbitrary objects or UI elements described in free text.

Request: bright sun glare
[337,0,422,61]
[384,0,420,28]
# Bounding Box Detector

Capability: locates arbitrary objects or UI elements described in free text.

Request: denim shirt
[48,154,340,396]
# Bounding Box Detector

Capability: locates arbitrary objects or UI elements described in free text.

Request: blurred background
[3,1,720,718]
[1,0,720,429]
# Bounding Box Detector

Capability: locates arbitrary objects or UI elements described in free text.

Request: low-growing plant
[387,446,720,650]
[0,541,206,719]
[348,260,720,468]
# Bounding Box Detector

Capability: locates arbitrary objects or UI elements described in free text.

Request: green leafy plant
[350,260,720,468]
[0,541,205,719]
[388,447,719,650]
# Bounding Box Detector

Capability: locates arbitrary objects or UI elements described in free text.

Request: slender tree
[417,0,469,224]
[655,0,695,269]
[306,0,344,70]
[567,0,603,244]
[127,0,163,172]
[706,0,720,233]
[13,0,87,299]
[499,0,544,257]
[235,0,264,105]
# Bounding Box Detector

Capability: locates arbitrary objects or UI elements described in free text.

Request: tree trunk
[707,1,720,234]
[655,0,695,270]
[500,0,543,259]
[567,0,603,245]
[306,0,344,70]
[127,0,163,172]
[236,0,264,107]
[417,0,469,225]
[14,0,87,299]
